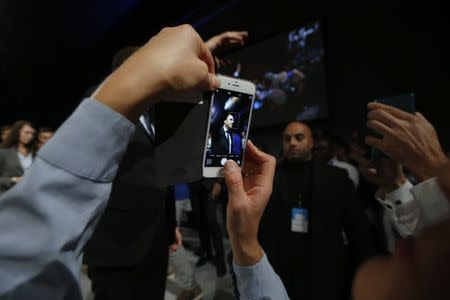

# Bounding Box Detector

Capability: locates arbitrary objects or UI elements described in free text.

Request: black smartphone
[369,93,416,160]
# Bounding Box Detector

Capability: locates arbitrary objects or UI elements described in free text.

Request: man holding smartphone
[83,31,248,300]
[0,24,221,300]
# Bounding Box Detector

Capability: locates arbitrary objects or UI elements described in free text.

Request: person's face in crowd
[19,124,35,146]
[1,128,11,142]
[353,163,450,300]
[37,131,53,149]
[224,114,234,130]
[313,138,331,161]
[282,122,314,162]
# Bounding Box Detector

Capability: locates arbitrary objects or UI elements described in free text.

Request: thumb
[224,160,246,207]
[207,73,221,90]
[197,72,220,93]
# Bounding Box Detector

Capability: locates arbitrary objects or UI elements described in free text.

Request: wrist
[230,236,262,266]
[93,70,164,121]
[380,176,407,195]
[415,155,448,182]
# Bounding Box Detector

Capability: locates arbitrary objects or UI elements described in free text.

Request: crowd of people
[0,24,449,300]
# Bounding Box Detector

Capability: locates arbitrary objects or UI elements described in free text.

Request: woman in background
[0,120,35,195]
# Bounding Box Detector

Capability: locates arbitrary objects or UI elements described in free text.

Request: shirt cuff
[38,98,134,182]
[411,177,450,225]
[376,180,414,211]
[233,252,284,300]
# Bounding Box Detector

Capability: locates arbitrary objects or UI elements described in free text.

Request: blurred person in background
[0,120,35,196]
[35,127,54,150]
[313,135,360,188]
[0,125,12,146]
[258,121,373,300]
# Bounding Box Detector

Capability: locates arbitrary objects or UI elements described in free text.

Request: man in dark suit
[84,31,249,300]
[82,44,175,300]
[258,121,374,300]
[84,106,176,300]
[212,113,235,154]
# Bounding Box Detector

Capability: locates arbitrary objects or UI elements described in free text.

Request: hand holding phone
[203,74,256,178]
[366,99,447,182]
[368,93,416,160]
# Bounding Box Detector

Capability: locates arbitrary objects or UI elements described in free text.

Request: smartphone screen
[204,88,254,168]
[370,92,416,160]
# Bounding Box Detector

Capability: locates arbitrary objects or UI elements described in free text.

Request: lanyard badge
[291,207,309,233]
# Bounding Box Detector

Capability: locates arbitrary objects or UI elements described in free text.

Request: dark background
[1,1,448,151]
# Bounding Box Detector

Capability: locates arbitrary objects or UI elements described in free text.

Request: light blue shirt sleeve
[0,99,134,299]
[411,177,450,226]
[233,252,289,300]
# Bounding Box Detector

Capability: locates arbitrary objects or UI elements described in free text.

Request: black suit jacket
[258,160,374,300]
[211,127,232,154]
[84,122,175,267]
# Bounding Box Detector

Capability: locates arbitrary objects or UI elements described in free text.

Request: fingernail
[224,160,239,173]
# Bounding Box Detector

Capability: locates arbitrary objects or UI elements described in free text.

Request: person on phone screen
[212,113,235,155]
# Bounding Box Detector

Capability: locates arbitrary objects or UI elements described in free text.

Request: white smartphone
[203,74,256,178]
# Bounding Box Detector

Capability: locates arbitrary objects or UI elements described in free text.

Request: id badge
[291,208,309,233]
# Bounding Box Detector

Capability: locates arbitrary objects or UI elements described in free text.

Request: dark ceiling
[0,1,448,148]
[0,0,322,126]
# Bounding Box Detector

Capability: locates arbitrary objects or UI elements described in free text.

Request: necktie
[226,130,232,154]
[143,111,155,140]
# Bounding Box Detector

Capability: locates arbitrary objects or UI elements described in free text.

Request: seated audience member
[0,24,220,299]
[0,120,35,196]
